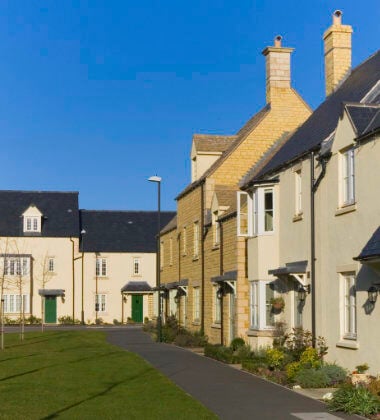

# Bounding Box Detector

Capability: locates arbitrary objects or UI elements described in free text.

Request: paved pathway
[107,328,359,420]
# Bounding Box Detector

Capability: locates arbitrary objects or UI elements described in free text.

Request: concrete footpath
[107,328,359,420]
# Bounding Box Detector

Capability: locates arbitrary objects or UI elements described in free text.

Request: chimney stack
[262,36,294,104]
[323,10,353,96]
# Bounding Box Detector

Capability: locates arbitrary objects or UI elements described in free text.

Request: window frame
[212,211,220,246]
[340,147,355,207]
[193,221,199,258]
[95,294,107,312]
[3,294,30,313]
[193,287,200,322]
[249,280,276,330]
[341,272,357,340]
[295,169,303,216]
[213,285,221,324]
[133,257,141,275]
[95,257,107,277]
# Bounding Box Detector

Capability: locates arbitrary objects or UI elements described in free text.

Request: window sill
[293,214,303,222]
[336,340,359,350]
[212,245,220,251]
[335,203,356,216]
[192,320,200,326]
[192,256,199,261]
[95,276,109,280]
[246,328,275,337]
[211,323,221,329]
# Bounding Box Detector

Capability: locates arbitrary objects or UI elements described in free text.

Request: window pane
[264,190,274,232]
[265,284,275,327]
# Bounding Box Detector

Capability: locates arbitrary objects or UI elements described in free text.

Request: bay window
[250,281,276,330]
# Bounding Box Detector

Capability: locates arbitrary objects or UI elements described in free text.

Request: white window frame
[182,227,187,255]
[95,294,107,312]
[237,191,251,236]
[340,148,355,206]
[212,211,220,246]
[293,289,303,328]
[213,286,221,323]
[295,170,302,216]
[4,257,29,276]
[48,258,55,273]
[249,280,276,330]
[193,221,199,258]
[193,287,200,322]
[160,241,164,269]
[341,272,357,340]
[253,188,274,236]
[96,258,107,277]
[133,257,141,275]
[24,216,41,233]
[3,294,30,313]
[169,289,177,316]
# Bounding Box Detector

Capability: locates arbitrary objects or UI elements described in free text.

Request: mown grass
[0,331,216,419]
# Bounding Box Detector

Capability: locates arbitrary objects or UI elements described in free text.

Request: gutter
[201,182,205,334]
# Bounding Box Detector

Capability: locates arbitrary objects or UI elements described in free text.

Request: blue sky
[0,1,378,211]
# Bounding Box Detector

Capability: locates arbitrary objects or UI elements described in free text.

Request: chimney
[262,35,294,104]
[323,10,353,96]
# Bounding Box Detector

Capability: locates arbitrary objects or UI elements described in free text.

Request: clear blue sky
[0,1,378,211]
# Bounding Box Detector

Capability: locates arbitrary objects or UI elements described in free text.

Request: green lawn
[0,331,216,419]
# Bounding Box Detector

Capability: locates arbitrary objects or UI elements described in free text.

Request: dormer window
[22,205,42,234]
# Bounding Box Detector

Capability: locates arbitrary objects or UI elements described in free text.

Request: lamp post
[149,175,162,342]
[80,229,86,324]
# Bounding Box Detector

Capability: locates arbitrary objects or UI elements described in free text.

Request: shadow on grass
[41,367,155,419]
[0,353,38,364]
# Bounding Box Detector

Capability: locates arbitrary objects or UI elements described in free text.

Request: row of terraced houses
[159,11,380,374]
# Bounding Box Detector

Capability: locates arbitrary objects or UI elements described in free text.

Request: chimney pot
[274,35,282,47]
[333,10,342,25]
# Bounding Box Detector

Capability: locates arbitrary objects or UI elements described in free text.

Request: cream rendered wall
[0,237,80,322]
[318,112,380,374]
[82,252,156,324]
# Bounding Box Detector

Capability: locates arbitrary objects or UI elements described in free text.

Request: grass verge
[0,331,216,419]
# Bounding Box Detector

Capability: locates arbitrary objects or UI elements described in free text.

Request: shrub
[204,344,234,363]
[95,317,104,325]
[142,320,156,333]
[144,317,149,324]
[294,368,330,388]
[328,384,380,416]
[321,363,348,386]
[266,348,285,370]
[58,315,80,325]
[368,378,380,397]
[355,363,369,373]
[286,361,302,382]
[113,319,121,325]
[299,347,321,369]
[265,370,288,385]
[173,331,208,348]
[25,315,42,325]
[242,359,269,373]
[234,344,253,362]
[230,337,245,351]
[284,328,328,361]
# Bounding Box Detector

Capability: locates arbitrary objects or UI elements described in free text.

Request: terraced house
[239,12,380,373]
[159,34,311,344]
[0,190,175,324]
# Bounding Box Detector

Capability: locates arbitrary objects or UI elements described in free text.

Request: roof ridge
[0,190,79,194]
[80,209,175,213]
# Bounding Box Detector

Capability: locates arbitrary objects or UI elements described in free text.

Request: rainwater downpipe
[310,150,330,347]
[200,182,205,334]
[219,219,224,345]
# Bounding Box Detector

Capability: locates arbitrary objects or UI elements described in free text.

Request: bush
[173,331,208,348]
[284,328,328,361]
[299,347,321,369]
[266,348,285,370]
[368,378,380,397]
[230,337,245,351]
[204,344,235,363]
[286,361,302,382]
[113,319,121,325]
[58,315,80,325]
[25,315,42,325]
[265,370,288,385]
[294,368,330,388]
[95,317,104,325]
[321,363,348,386]
[242,359,269,373]
[234,344,253,362]
[328,384,380,416]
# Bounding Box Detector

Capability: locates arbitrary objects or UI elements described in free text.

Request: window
[3,294,30,313]
[96,258,107,277]
[341,148,355,206]
[238,188,275,237]
[295,170,302,216]
[212,211,219,246]
[182,227,187,255]
[342,273,356,339]
[160,241,164,268]
[294,290,303,328]
[169,289,177,316]
[95,294,106,312]
[169,237,173,265]
[249,281,276,329]
[213,286,221,323]
[48,258,55,273]
[4,258,29,276]
[133,257,141,275]
[24,216,40,232]
[193,222,199,258]
[193,287,200,321]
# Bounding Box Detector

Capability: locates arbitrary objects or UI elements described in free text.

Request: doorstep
[292,387,337,400]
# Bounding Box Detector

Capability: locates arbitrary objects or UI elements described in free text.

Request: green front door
[45,296,57,323]
[132,295,143,323]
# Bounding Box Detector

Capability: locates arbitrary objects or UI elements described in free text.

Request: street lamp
[148,175,162,342]
[80,229,86,324]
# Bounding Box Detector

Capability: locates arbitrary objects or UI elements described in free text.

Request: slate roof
[160,214,177,234]
[193,134,237,153]
[0,191,79,237]
[245,50,380,183]
[80,210,176,253]
[176,105,271,200]
[354,227,380,261]
[346,103,380,135]
[121,281,152,293]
